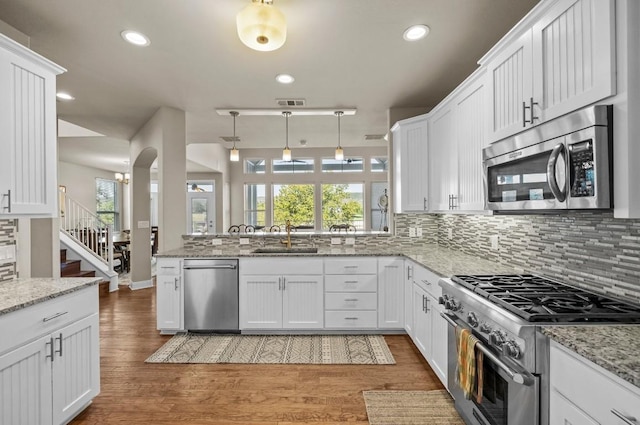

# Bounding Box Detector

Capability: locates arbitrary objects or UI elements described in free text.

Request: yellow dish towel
[455,327,483,401]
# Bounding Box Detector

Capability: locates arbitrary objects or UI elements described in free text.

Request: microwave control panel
[569,140,595,197]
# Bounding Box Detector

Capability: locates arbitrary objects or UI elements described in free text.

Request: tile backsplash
[395,212,640,303]
[0,219,17,282]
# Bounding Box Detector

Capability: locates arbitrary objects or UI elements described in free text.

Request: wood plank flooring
[72,284,444,424]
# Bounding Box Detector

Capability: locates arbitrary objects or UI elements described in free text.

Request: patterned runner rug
[145,334,396,364]
[363,390,464,424]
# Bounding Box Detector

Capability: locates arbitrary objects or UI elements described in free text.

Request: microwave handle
[547,143,566,202]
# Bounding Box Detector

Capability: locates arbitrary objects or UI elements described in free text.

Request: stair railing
[59,189,114,271]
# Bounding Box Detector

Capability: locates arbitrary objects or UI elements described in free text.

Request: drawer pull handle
[161,266,176,269]
[344,265,358,268]
[421,279,431,285]
[43,311,68,322]
[344,298,359,302]
[344,317,358,320]
[344,280,358,284]
[55,333,63,357]
[611,409,638,424]
[45,337,54,362]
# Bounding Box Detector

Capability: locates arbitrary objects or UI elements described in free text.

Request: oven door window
[488,151,558,203]
[474,356,508,425]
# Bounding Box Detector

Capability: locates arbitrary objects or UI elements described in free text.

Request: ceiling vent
[220,136,240,143]
[276,98,306,107]
[365,134,386,141]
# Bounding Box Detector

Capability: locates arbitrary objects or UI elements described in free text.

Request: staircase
[60,249,96,277]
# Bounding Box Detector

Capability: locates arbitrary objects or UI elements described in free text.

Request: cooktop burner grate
[452,274,640,322]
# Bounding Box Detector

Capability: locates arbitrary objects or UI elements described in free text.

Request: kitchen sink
[251,247,319,254]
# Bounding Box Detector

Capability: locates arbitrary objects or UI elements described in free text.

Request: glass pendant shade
[237,0,286,52]
[282,147,291,161]
[334,146,344,161]
[230,147,239,162]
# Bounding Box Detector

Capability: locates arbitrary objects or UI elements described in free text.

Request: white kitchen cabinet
[404,262,414,337]
[549,340,640,425]
[0,34,65,217]
[156,258,183,332]
[240,258,324,330]
[0,286,99,425]
[484,0,615,143]
[428,106,456,211]
[391,115,429,213]
[377,257,404,329]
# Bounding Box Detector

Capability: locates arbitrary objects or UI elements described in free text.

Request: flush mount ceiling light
[282,111,292,161]
[229,111,240,162]
[115,172,130,184]
[56,92,75,101]
[237,0,286,52]
[403,24,430,41]
[334,111,344,161]
[121,30,150,46]
[275,73,295,84]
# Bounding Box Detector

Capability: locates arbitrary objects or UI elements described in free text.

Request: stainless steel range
[438,274,640,425]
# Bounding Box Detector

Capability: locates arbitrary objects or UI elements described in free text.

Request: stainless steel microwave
[483,105,612,212]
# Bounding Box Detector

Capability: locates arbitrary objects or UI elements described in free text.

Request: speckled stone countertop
[158,245,518,278]
[0,277,101,316]
[542,326,640,389]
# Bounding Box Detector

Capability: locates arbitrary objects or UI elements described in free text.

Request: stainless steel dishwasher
[183,259,239,332]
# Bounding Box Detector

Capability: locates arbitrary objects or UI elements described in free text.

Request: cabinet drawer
[0,286,98,355]
[324,311,378,328]
[157,258,182,276]
[550,341,640,424]
[325,275,377,292]
[324,258,377,275]
[412,264,442,299]
[325,293,377,310]
[240,258,323,275]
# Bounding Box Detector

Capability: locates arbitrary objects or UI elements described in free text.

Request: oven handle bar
[440,311,533,386]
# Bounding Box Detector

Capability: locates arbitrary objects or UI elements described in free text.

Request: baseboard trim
[130,279,153,290]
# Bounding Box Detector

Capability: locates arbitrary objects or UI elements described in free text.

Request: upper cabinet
[483,0,615,143]
[0,34,65,217]
[391,115,429,213]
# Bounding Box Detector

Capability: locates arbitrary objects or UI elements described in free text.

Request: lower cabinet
[156,258,183,332]
[240,258,324,330]
[378,257,405,329]
[0,286,100,425]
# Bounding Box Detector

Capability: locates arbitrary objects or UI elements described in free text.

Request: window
[272,158,314,173]
[321,157,364,173]
[371,157,389,172]
[273,184,314,228]
[244,159,266,174]
[96,178,119,230]
[371,182,389,231]
[244,184,265,227]
[322,184,364,230]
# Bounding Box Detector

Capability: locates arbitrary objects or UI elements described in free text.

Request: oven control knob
[489,330,506,346]
[467,312,479,328]
[502,340,521,359]
[479,322,492,334]
[447,299,461,312]
[438,295,448,305]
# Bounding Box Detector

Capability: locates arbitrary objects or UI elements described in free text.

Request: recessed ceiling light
[275,74,295,84]
[56,92,75,100]
[403,24,430,41]
[121,30,150,46]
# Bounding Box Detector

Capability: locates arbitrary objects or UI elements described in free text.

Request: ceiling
[0,0,540,172]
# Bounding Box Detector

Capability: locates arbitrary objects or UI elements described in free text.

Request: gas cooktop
[451,274,640,323]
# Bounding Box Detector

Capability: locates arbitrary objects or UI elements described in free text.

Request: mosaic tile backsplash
[0,219,17,282]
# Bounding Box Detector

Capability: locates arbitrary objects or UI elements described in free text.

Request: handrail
[59,189,114,271]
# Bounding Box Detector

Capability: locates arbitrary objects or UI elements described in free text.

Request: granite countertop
[0,277,101,316]
[158,245,518,278]
[542,325,640,389]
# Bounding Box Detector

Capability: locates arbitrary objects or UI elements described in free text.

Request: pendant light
[229,111,240,162]
[334,111,344,161]
[282,111,292,161]
[236,0,287,52]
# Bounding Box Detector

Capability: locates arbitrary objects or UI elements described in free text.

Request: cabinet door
[392,117,429,213]
[487,29,534,142]
[240,275,282,329]
[377,258,404,329]
[0,334,53,425]
[412,284,430,359]
[550,390,599,425]
[533,0,615,124]
[282,275,323,329]
[455,82,487,211]
[428,294,448,387]
[52,313,100,425]
[404,263,414,337]
[429,107,457,211]
[0,49,59,216]
[156,275,182,331]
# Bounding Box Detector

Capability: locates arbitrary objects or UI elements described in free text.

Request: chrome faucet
[280,220,292,249]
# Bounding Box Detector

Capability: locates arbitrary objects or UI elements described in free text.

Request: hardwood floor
[72,285,445,424]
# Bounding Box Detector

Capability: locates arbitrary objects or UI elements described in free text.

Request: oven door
[442,312,539,425]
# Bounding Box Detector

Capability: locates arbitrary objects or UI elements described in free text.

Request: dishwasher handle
[183,264,237,270]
